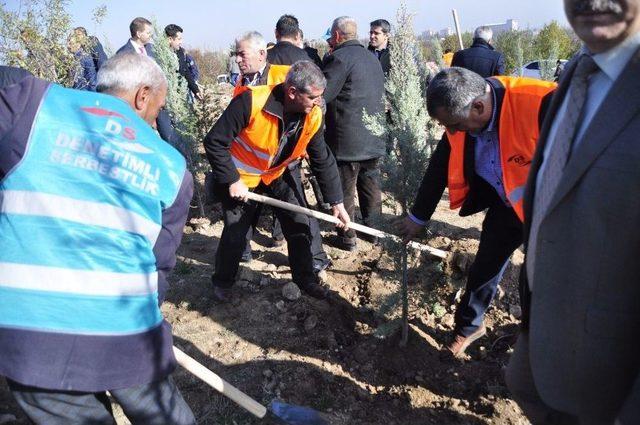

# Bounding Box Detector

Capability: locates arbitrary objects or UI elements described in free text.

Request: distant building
[421,29,438,39]
[438,27,453,38]
[482,19,518,36]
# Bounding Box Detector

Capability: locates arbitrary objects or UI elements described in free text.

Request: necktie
[526,54,599,288]
[138,46,145,55]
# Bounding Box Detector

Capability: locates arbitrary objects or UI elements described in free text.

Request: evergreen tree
[364,3,441,345]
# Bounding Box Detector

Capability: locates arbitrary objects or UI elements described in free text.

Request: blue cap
[322,27,331,41]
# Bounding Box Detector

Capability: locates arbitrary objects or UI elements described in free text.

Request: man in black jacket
[323,16,386,251]
[451,26,505,78]
[267,14,310,66]
[397,68,555,358]
[203,62,350,302]
[368,19,391,76]
[165,24,202,101]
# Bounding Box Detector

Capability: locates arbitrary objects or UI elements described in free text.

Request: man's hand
[229,179,249,202]
[395,216,424,244]
[331,203,351,230]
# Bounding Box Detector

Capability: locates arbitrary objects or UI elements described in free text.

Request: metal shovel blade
[268,400,329,425]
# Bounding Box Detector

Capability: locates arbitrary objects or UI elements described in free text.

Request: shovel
[173,346,329,424]
[244,191,448,259]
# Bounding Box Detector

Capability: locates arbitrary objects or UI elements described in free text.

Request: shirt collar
[130,38,145,50]
[243,63,268,86]
[589,31,640,82]
[470,83,497,137]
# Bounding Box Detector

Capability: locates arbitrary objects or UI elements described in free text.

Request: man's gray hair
[474,26,493,42]
[235,31,267,52]
[96,53,166,94]
[332,16,357,40]
[285,60,326,93]
[426,67,487,119]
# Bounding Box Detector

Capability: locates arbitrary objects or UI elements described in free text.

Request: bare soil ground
[0,187,530,425]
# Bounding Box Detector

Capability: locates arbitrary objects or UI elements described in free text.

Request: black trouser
[213,171,318,289]
[455,202,522,337]
[8,376,195,425]
[242,165,329,268]
[336,158,382,240]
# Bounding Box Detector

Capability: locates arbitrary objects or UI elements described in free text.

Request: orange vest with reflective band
[230,85,323,188]
[446,76,556,221]
[232,64,290,97]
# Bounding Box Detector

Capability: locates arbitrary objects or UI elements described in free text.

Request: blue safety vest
[0,84,185,335]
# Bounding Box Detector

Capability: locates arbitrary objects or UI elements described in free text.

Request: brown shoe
[448,324,487,358]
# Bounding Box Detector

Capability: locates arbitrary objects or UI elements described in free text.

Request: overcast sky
[6,0,570,52]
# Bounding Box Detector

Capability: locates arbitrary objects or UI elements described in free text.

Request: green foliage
[430,37,445,69]
[494,29,536,75]
[0,0,76,85]
[364,2,443,345]
[495,23,580,75]
[441,31,473,52]
[534,21,580,61]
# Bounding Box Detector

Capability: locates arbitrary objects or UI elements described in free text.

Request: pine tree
[364,2,441,346]
[152,22,208,215]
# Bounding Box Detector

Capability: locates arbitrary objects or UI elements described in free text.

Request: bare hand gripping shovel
[173,346,329,424]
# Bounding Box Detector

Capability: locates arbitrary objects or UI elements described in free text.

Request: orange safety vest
[229,85,323,188]
[443,52,454,67]
[446,76,556,221]
[232,64,290,97]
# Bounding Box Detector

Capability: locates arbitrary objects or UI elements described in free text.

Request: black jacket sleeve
[322,54,349,104]
[203,91,251,185]
[153,170,193,305]
[409,134,451,222]
[305,116,343,205]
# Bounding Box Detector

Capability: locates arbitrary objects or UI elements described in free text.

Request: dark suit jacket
[116,40,154,58]
[0,66,31,89]
[519,46,640,423]
[267,41,310,66]
[322,39,385,162]
[368,44,390,76]
[451,38,505,78]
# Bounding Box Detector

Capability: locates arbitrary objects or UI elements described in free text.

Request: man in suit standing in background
[116,17,154,57]
[506,1,640,424]
[451,26,505,78]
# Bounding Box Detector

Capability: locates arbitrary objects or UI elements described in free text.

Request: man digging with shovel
[204,60,350,302]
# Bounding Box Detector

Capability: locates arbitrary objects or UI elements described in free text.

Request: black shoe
[335,237,357,252]
[313,259,332,274]
[212,286,232,303]
[299,282,329,299]
[271,237,285,248]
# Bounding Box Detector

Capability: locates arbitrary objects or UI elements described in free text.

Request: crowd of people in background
[1,0,640,423]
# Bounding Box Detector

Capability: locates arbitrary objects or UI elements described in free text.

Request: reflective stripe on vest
[446,76,556,221]
[232,64,290,97]
[0,84,186,335]
[229,85,323,188]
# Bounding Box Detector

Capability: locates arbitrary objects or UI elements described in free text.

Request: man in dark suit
[506,0,640,423]
[267,14,310,66]
[116,17,154,58]
[368,19,391,76]
[323,16,386,251]
[451,26,505,78]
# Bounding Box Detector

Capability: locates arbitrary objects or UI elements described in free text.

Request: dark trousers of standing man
[242,163,330,271]
[212,171,318,289]
[8,376,195,425]
[455,200,522,337]
[336,157,382,245]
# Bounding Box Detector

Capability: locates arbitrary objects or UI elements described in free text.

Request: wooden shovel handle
[244,191,448,259]
[173,346,268,418]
